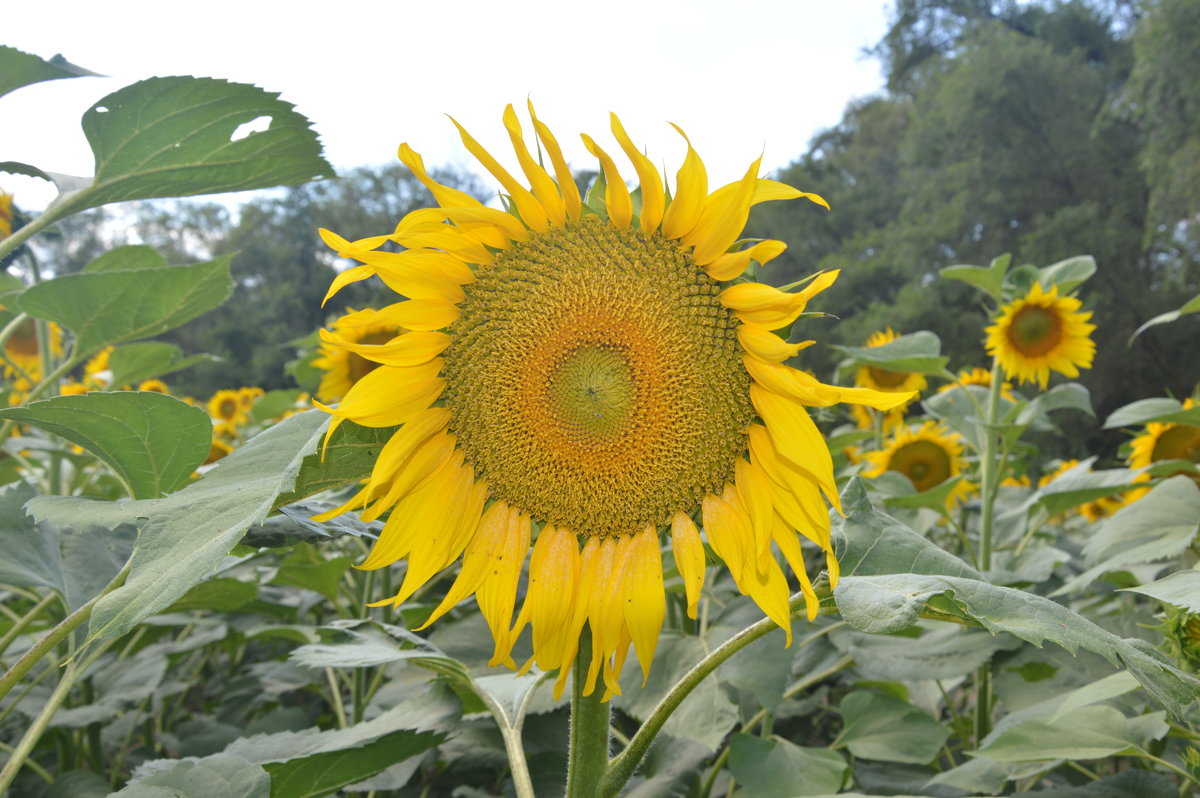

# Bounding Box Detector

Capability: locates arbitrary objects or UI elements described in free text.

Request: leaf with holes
[0,392,211,499]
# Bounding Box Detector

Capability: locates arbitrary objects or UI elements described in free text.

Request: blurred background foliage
[22,0,1199,453]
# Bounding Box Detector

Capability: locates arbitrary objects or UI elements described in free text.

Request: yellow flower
[937,367,1016,402]
[314,104,915,700]
[985,283,1095,388]
[862,421,972,507]
[0,191,13,239]
[207,389,245,427]
[82,346,115,389]
[3,319,64,382]
[138,379,169,394]
[237,386,264,410]
[1126,398,1200,500]
[313,309,404,402]
[849,328,927,430]
[59,382,90,396]
[204,437,234,465]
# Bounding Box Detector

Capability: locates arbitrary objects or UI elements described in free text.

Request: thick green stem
[0,563,129,704]
[567,633,611,798]
[0,592,59,659]
[974,358,1005,743]
[601,593,812,798]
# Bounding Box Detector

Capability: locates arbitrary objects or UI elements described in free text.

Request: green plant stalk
[0,636,114,794]
[0,210,61,263]
[974,357,1005,744]
[567,633,611,798]
[0,592,58,658]
[601,593,812,798]
[0,563,129,703]
[472,675,539,798]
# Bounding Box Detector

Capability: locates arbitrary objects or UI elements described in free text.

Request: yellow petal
[397,143,485,210]
[702,488,753,585]
[322,264,373,306]
[771,515,819,621]
[318,329,450,368]
[528,100,582,222]
[707,240,787,282]
[750,384,840,514]
[503,104,566,227]
[735,458,775,564]
[660,123,707,240]
[371,299,460,332]
[361,431,457,522]
[392,225,492,266]
[624,528,665,684]
[418,501,511,629]
[521,525,580,670]
[321,359,445,428]
[479,508,531,667]
[670,511,706,620]
[553,535,600,700]
[580,133,632,230]
[740,553,793,645]
[610,113,664,234]
[738,324,814,363]
[683,156,762,265]
[584,536,621,696]
[437,205,529,244]
[448,115,549,233]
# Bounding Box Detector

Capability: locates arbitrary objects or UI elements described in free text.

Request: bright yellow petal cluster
[314,104,915,699]
[313,307,420,402]
[849,328,927,430]
[862,420,973,508]
[985,282,1095,389]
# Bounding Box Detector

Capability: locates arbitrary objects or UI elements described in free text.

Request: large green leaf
[82,244,167,272]
[833,330,949,375]
[0,45,97,99]
[1037,255,1096,294]
[1123,569,1200,613]
[1103,397,1200,429]
[27,410,330,641]
[111,754,270,798]
[272,420,396,510]
[51,76,333,215]
[844,625,1020,681]
[975,705,1166,762]
[18,255,234,358]
[832,691,950,764]
[728,734,849,797]
[833,572,1200,719]
[0,392,211,499]
[107,342,215,389]
[259,728,444,798]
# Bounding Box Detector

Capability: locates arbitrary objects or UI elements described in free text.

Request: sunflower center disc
[1009,306,1063,356]
[891,440,951,492]
[1152,425,1200,482]
[444,218,753,536]
[866,365,910,389]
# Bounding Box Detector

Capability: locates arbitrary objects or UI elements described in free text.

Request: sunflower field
[2,25,1200,798]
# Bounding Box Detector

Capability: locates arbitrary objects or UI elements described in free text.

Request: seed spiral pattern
[443,218,752,536]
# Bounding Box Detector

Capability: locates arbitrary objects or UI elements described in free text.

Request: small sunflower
[207,389,245,428]
[314,309,405,402]
[314,104,915,699]
[238,386,264,410]
[862,421,972,507]
[849,329,927,430]
[0,190,13,238]
[82,346,115,389]
[3,319,63,382]
[937,367,1016,402]
[1126,399,1200,500]
[985,283,1095,389]
[138,379,169,394]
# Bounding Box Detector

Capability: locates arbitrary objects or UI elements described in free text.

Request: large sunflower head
[862,420,971,507]
[985,282,1095,389]
[314,308,406,402]
[1127,398,1200,485]
[314,104,915,699]
[849,328,927,430]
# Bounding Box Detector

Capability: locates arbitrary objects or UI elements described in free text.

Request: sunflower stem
[567,633,610,798]
[973,357,1005,744]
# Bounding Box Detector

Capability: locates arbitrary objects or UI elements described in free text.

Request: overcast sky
[4,0,892,211]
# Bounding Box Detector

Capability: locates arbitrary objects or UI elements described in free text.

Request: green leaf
[111,754,270,798]
[1015,382,1093,425]
[975,705,1163,762]
[82,244,167,273]
[0,161,53,182]
[846,625,1020,681]
[728,734,849,797]
[1037,255,1096,294]
[940,252,1010,300]
[833,330,949,375]
[1031,459,1141,518]
[1122,569,1200,613]
[107,342,215,389]
[289,620,445,670]
[834,478,981,580]
[27,410,331,641]
[833,571,1200,719]
[168,578,258,612]
[1131,293,1200,342]
[55,76,333,214]
[883,475,966,513]
[261,728,444,798]
[250,389,305,423]
[18,255,234,358]
[271,553,351,602]
[1054,477,1200,594]
[0,392,211,499]
[272,420,396,510]
[922,383,997,452]
[0,46,97,99]
[1103,397,1200,429]
[832,690,950,764]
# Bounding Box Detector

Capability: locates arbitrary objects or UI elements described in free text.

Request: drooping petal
[670,511,706,619]
[624,528,666,684]
[419,501,511,629]
[737,324,814,363]
[750,384,840,514]
[478,507,532,667]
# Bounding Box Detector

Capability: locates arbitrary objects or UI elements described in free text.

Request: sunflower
[0,191,13,239]
[238,386,264,410]
[82,346,114,389]
[1126,398,1200,498]
[314,104,914,700]
[207,389,245,428]
[985,282,1095,389]
[313,309,405,402]
[138,379,169,394]
[1038,459,1128,521]
[204,437,234,465]
[848,329,927,430]
[3,319,63,382]
[937,367,1016,402]
[862,421,972,507]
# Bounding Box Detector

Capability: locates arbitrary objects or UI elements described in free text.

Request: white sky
[3,0,891,211]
